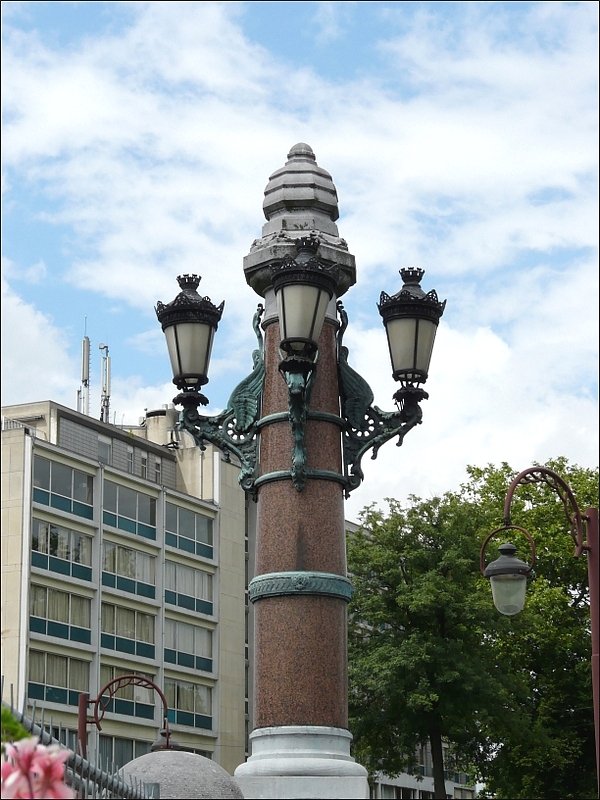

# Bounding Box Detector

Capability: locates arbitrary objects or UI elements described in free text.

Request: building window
[164,619,213,672]
[99,735,151,770]
[165,678,212,730]
[101,603,155,659]
[31,518,92,581]
[165,561,213,615]
[28,649,89,706]
[103,480,156,540]
[127,446,134,474]
[98,435,112,465]
[98,665,156,721]
[165,502,213,558]
[140,454,148,480]
[154,458,162,485]
[102,541,155,598]
[51,726,77,752]
[29,585,91,643]
[33,456,94,520]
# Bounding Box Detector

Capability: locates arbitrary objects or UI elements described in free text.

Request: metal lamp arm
[503,467,588,556]
[92,676,169,732]
[335,301,427,497]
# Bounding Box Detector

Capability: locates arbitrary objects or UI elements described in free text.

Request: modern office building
[1,400,246,775]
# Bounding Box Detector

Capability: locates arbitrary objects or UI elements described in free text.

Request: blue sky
[1,1,598,520]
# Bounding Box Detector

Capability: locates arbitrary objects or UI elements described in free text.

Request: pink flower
[1,737,75,799]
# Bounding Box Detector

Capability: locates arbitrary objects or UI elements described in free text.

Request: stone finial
[244,144,356,298]
[262,142,340,228]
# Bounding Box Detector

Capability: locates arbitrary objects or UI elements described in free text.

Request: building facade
[1,400,246,774]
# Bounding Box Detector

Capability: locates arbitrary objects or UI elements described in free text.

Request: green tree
[469,458,597,799]
[348,459,598,800]
[1,707,30,748]
[348,487,506,798]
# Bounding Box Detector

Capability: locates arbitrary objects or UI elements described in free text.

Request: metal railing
[1,685,158,799]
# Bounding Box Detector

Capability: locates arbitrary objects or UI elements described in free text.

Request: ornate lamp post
[156,143,446,799]
[77,675,179,760]
[480,466,599,796]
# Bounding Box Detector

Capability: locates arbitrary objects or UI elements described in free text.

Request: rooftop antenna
[99,343,111,424]
[77,325,90,416]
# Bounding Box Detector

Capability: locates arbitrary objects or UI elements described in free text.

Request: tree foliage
[1,707,30,748]
[348,459,598,800]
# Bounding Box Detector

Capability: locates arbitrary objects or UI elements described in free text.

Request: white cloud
[1,1,597,515]
[0,276,79,407]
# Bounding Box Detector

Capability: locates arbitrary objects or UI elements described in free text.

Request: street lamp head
[272,236,338,364]
[484,542,533,616]
[378,268,446,387]
[150,722,185,752]
[155,274,224,399]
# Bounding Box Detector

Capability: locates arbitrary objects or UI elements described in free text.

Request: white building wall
[1,401,247,776]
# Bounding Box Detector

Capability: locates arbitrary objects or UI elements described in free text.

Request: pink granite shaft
[253,316,349,729]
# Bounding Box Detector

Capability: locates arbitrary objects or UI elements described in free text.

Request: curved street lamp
[480,466,599,796]
[77,675,180,760]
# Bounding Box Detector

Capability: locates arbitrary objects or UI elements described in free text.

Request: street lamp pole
[481,466,599,797]
[77,675,177,760]
[156,143,446,799]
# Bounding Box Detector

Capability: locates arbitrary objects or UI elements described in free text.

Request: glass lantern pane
[385,318,417,374]
[490,574,527,616]
[165,322,214,384]
[277,284,329,349]
[414,319,438,375]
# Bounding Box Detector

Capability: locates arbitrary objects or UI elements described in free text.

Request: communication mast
[99,344,111,424]
[77,335,91,415]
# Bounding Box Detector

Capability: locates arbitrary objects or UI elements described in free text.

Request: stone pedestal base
[234,726,369,799]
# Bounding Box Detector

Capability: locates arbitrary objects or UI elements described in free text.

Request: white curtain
[164,619,176,649]
[178,621,194,654]
[46,654,68,687]
[116,607,136,639]
[32,520,49,553]
[195,627,212,658]
[73,532,92,566]
[165,560,176,591]
[69,658,89,691]
[178,565,196,597]
[55,526,70,560]
[47,589,69,622]
[136,552,155,585]
[28,650,45,683]
[194,683,211,714]
[70,594,91,627]
[196,571,213,601]
[30,585,47,617]
[101,603,115,634]
[137,612,155,644]
[117,546,135,578]
[178,681,194,712]
[103,541,116,573]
